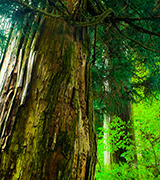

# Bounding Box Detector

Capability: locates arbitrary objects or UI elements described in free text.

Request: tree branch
[74,8,113,27]
[125,21,160,37]
[14,0,113,28]
[57,0,70,15]
[113,16,160,22]
[15,0,62,19]
[115,24,160,54]
[48,0,68,16]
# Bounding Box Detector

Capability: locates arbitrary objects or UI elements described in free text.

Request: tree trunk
[0,3,97,180]
[103,114,110,168]
[111,102,137,165]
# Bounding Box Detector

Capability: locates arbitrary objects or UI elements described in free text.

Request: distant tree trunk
[110,0,137,166]
[105,46,136,165]
[111,102,137,165]
[103,114,110,168]
[0,2,97,179]
[111,102,130,164]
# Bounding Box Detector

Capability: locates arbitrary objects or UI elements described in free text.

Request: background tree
[92,0,160,167]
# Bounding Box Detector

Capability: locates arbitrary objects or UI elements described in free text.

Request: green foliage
[96,97,160,179]
[100,116,132,153]
[90,0,160,124]
[96,162,140,180]
[133,97,160,178]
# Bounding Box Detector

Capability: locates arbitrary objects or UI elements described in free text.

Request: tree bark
[0,3,97,179]
[103,114,110,168]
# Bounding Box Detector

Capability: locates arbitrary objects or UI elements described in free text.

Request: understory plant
[96,98,160,180]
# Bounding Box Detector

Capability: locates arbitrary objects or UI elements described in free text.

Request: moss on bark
[0,13,97,180]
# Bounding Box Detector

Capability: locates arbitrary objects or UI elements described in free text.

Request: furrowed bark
[0,2,97,180]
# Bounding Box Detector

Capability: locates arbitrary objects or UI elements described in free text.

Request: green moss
[65,25,70,34]
[0,15,97,179]
[57,24,64,35]
[54,130,75,179]
[46,42,75,113]
[62,42,75,70]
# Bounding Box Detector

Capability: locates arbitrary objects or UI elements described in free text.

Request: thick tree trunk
[0,5,97,180]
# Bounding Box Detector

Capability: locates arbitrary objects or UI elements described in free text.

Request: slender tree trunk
[103,114,110,168]
[0,2,97,179]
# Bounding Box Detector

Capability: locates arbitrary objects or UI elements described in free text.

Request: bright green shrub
[96,97,160,180]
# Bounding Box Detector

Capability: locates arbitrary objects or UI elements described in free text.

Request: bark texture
[0,3,97,180]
